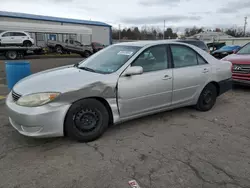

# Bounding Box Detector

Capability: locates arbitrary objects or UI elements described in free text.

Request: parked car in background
[212,45,241,59]
[0,31,34,47]
[6,41,232,142]
[91,42,105,53]
[176,39,210,53]
[207,42,226,53]
[47,39,93,57]
[221,42,250,85]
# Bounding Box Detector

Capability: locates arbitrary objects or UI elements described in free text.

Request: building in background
[0,11,112,46]
[190,31,233,42]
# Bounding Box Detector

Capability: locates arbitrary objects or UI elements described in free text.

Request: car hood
[13,65,115,95]
[222,54,250,64]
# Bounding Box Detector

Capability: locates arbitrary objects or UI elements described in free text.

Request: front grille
[12,91,22,102]
[232,64,250,74]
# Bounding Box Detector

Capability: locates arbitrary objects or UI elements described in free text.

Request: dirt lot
[0,58,250,188]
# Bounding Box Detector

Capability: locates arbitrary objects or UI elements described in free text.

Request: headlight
[16,92,60,107]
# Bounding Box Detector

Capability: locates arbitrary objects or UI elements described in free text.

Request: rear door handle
[162,75,172,80]
[202,68,209,73]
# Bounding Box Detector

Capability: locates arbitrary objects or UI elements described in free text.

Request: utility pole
[163,20,165,39]
[119,24,121,41]
[244,16,247,37]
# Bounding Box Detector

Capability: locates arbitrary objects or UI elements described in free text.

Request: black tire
[55,45,63,54]
[83,50,91,58]
[23,40,32,47]
[5,51,18,60]
[64,99,109,142]
[196,83,217,111]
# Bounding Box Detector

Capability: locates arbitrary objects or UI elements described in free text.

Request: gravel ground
[0,86,250,188]
[0,58,250,188]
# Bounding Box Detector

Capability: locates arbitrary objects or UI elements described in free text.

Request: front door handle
[162,75,172,80]
[202,68,209,73]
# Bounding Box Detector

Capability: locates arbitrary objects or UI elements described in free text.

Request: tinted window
[132,45,168,72]
[74,41,82,46]
[171,45,199,68]
[79,45,141,74]
[2,32,11,37]
[13,32,27,36]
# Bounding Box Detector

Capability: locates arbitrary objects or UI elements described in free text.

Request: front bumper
[6,93,71,138]
[233,78,250,86]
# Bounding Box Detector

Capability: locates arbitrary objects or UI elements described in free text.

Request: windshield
[237,43,250,54]
[78,45,141,74]
[74,41,82,46]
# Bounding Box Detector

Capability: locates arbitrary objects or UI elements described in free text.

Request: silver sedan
[6,41,232,142]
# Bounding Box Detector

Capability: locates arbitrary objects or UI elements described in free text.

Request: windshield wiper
[78,66,98,73]
[74,62,80,67]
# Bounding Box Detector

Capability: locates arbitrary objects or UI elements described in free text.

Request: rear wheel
[23,40,32,47]
[196,83,217,111]
[55,45,63,54]
[83,50,91,58]
[64,99,109,142]
[5,51,18,60]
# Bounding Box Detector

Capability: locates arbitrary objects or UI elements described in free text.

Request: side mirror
[123,66,143,76]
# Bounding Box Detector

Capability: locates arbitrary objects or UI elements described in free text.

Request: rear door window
[13,32,27,36]
[197,54,207,65]
[170,44,207,68]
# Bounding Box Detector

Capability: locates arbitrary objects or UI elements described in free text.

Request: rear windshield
[79,45,141,74]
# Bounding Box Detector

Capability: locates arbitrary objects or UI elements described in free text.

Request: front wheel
[83,50,91,58]
[64,99,109,142]
[195,84,217,111]
[23,40,32,47]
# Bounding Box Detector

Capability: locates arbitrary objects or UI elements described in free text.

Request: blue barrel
[5,61,31,90]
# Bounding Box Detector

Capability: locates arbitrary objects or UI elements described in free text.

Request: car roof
[114,40,195,47]
[0,31,28,34]
[176,39,203,42]
[1,30,27,32]
[223,45,240,47]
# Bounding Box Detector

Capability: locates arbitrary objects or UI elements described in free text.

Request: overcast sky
[1,0,250,31]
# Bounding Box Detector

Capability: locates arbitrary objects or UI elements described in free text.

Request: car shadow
[232,84,250,92]
[107,106,194,133]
